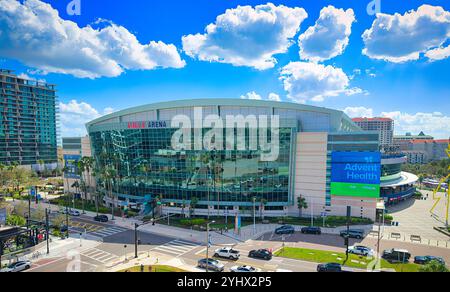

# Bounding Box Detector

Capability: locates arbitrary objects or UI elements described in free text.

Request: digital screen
[330,151,381,198]
[64,155,81,179]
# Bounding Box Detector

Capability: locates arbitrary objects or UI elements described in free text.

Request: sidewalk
[105,250,202,272]
[1,234,101,266]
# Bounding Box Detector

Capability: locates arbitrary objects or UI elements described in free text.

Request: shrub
[180,219,206,227]
[6,215,26,227]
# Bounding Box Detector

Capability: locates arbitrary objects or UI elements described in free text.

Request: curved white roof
[381,172,419,188]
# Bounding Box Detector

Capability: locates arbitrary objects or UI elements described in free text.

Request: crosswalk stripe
[153,247,183,256]
[160,245,191,253]
[81,248,117,264]
[151,240,201,257]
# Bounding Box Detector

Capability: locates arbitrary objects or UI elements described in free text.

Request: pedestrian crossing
[89,227,128,238]
[152,239,200,257]
[81,248,118,264]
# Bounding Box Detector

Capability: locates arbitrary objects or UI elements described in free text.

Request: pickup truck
[214,247,240,260]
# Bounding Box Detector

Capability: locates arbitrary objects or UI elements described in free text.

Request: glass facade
[87,100,365,209]
[0,70,58,165]
[90,127,293,206]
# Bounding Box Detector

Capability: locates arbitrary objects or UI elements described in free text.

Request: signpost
[320,212,328,228]
[0,208,6,226]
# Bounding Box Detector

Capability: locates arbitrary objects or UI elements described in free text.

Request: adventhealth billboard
[330,152,381,198]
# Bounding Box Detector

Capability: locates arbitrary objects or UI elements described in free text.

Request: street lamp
[205,220,215,273]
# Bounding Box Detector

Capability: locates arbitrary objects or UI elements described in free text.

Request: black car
[340,229,364,239]
[317,263,342,272]
[414,256,445,265]
[248,249,273,260]
[301,227,322,235]
[382,249,411,263]
[94,215,109,223]
[275,225,295,235]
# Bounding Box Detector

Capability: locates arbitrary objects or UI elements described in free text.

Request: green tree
[297,196,308,218]
[419,260,449,272]
[189,197,199,217]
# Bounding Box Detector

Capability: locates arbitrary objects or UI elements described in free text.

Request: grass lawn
[275,247,420,272]
[119,265,187,272]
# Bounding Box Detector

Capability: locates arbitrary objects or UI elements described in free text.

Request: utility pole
[45,208,50,255]
[345,206,351,261]
[66,195,69,239]
[205,221,215,273]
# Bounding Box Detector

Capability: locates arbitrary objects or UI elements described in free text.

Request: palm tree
[77,160,86,214]
[71,181,80,210]
[92,167,101,216]
[259,198,268,221]
[100,165,116,220]
[81,157,95,205]
[297,196,308,218]
[189,197,199,217]
[62,166,71,200]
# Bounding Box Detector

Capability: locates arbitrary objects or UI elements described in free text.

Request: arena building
[86,99,416,221]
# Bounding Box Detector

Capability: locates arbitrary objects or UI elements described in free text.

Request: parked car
[414,256,445,265]
[94,215,109,223]
[301,227,322,235]
[69,210,81,217]
[0,261,32,273]
[214,247,240,260]
[248,249,272,260]
[340,229,365,239]
[347,245,374,257]
[230,265,261,273]
[197,258,224,272]
[382,249,411,263]
[275,225,295,235]
[317,263,342,273]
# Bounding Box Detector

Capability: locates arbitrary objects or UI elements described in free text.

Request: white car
[348,245,374,257]
[230,265,260,273]
[0,261,32,273]
[69,210,81,217]
[214,247,240,260]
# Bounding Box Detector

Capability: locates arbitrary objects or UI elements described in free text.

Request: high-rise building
[352,117,394,147]
[0,69,58,170]
[62,136,95,195]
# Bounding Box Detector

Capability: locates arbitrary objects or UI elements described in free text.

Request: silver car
[0,261,32,273]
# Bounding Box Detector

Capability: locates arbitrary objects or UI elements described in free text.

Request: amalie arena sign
[330,152,381,198]
[127,121,168,129]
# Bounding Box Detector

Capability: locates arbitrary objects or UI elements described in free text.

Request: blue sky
[0,0,449,138]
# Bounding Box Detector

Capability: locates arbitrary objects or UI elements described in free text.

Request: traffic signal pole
[134,223,139,259]
[46,208,50,255]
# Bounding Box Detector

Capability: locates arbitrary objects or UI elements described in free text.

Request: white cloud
[0,0,185,78]
[241,91,262,100]
[59,100,115,136]
[182,3,308,70]
[268,93,281,102]
[241,91,282,102]
[344,106,374,118]
[381,111,450,138]
[425,45,450,61]
[362,5,450,63]
[299,6,355,62]
[279,62,364,103]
